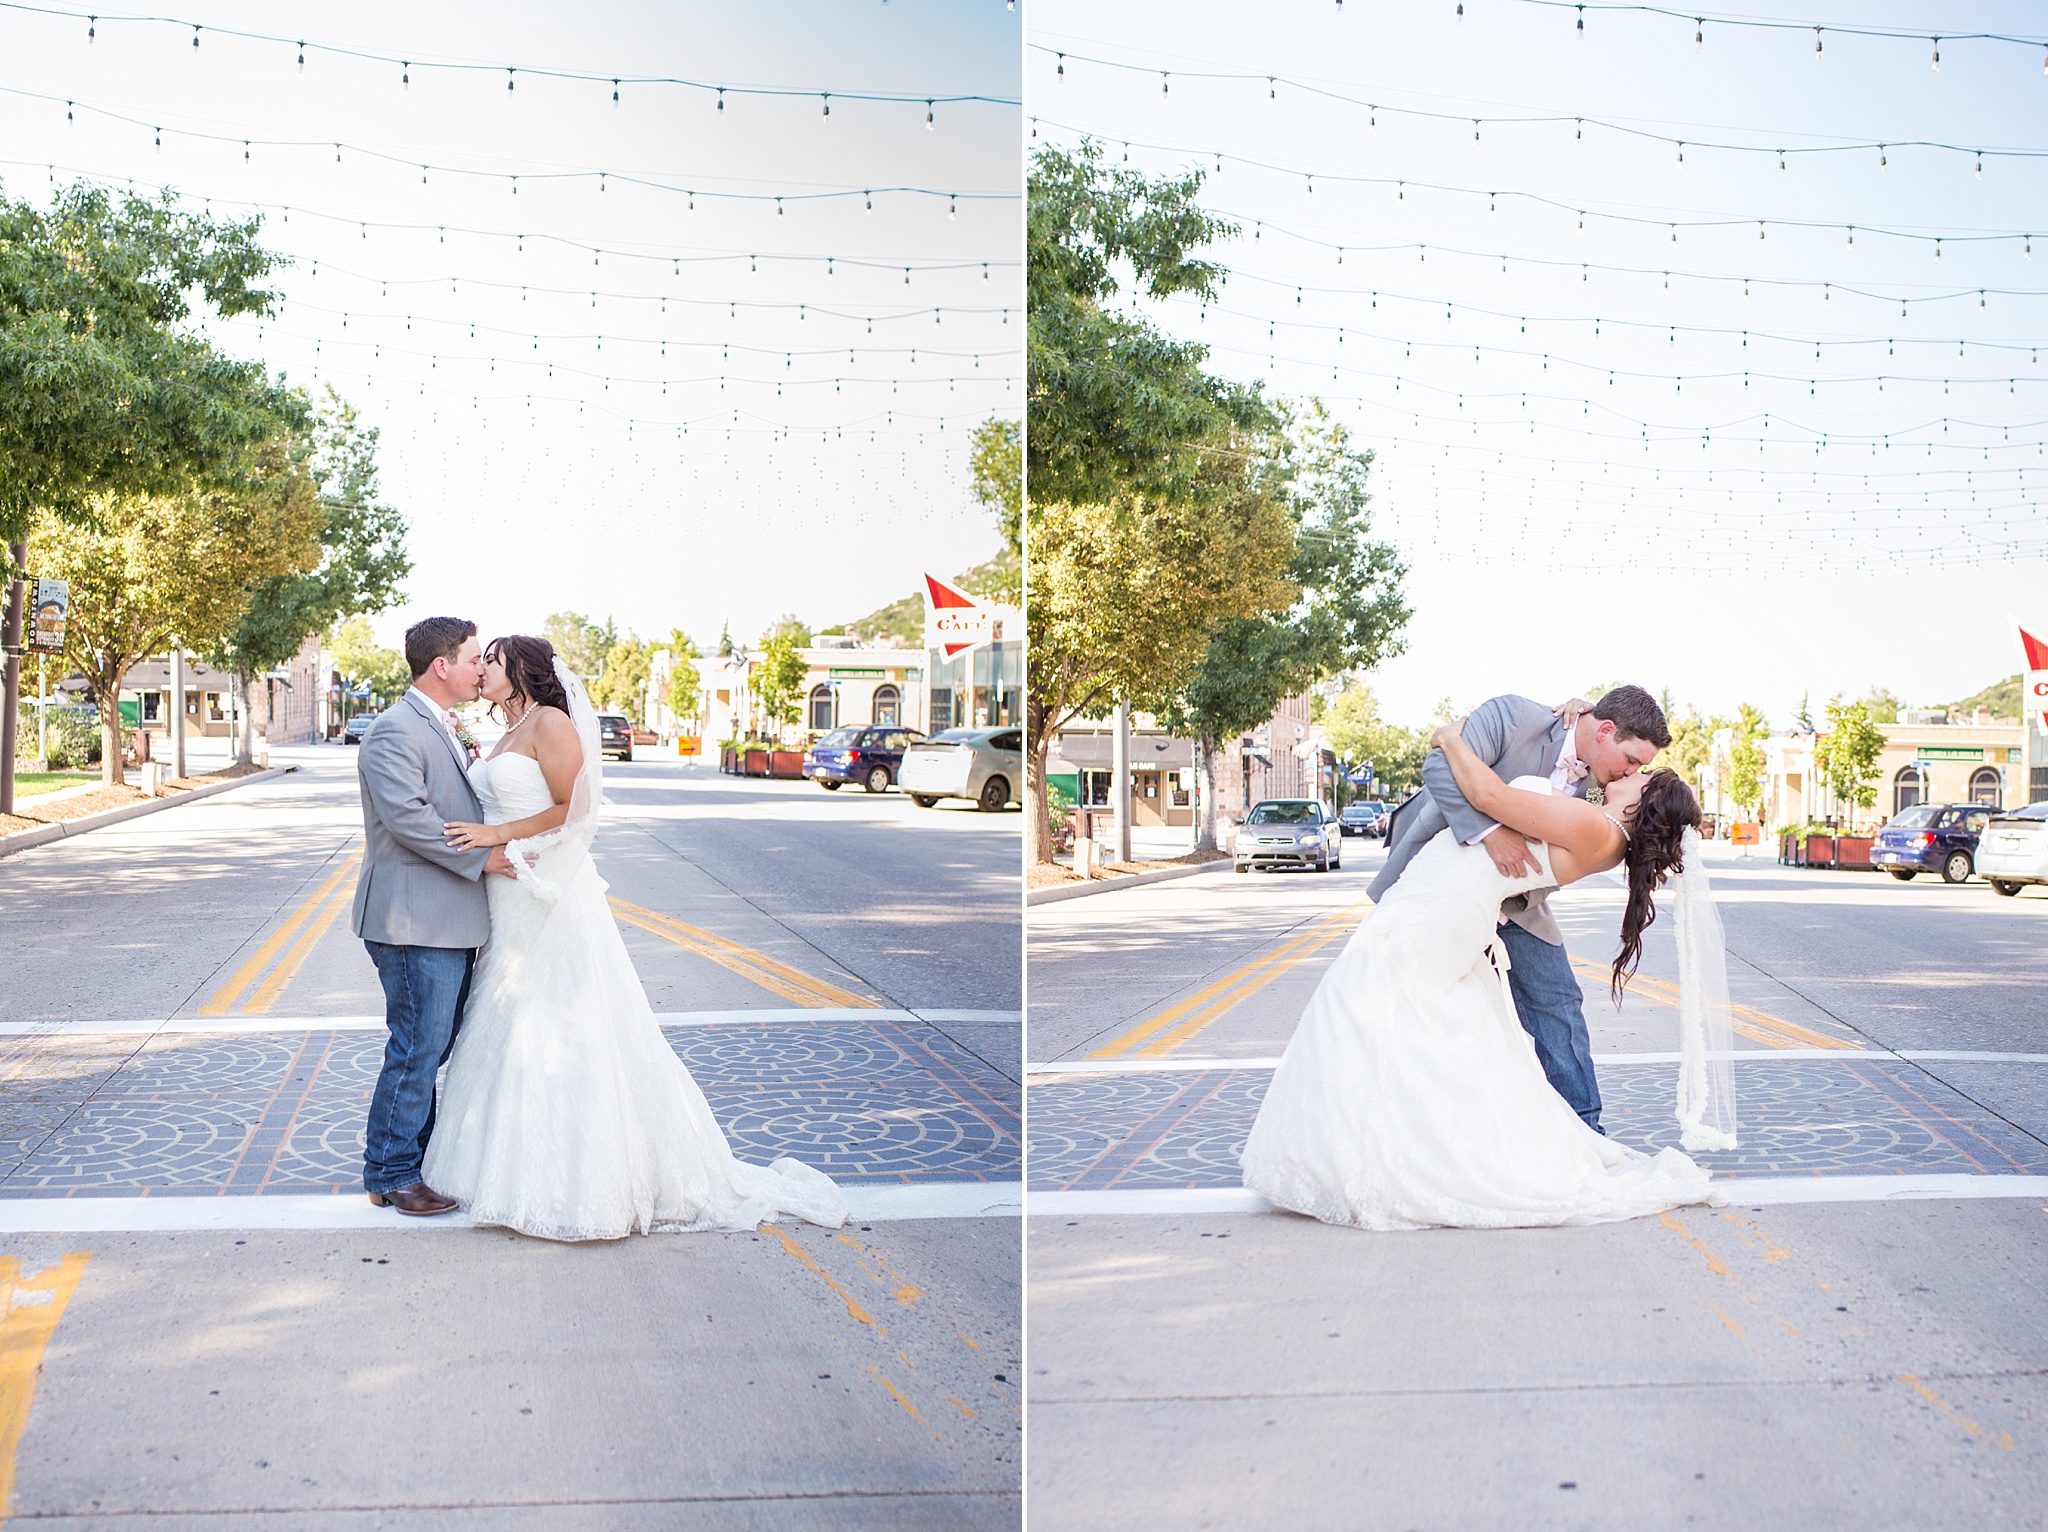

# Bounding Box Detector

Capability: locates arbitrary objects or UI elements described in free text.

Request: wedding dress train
[422,750,847,1240]
[1240,779,1721,1231]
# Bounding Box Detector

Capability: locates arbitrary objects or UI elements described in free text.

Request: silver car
[1976,802,2048,896]
[899,727,1021,812]
[1234,799,1340,873]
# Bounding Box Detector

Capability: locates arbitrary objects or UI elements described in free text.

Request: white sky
[1029,1,2048,728]
[0,0,1020,654]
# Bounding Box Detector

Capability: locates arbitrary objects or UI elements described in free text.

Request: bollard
[1076,837,1096,879]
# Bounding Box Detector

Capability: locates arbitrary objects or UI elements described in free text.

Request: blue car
[1871,802,1993,883]
[803,725,924,794]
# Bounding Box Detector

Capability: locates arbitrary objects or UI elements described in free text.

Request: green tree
[1319,685,1428,799]
[1861,686,1905,726]
[970,417,1022,559]
[1155,403,1409,847]
[593,636,652,719]
[754,627,807,732]
[662,629,701,728]
[1024,140,1290,861]
[326,617,410,709]
[217,393,410,760]
[0,181,305,806]
[1814,697,1886,821]
[541,612,611,682]
[30,446,323,784]
[1662,701,1726,798]
[1727,703,1768,822]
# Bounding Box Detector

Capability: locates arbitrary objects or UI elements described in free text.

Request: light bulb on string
[1931,38,1940,70]
[507,68,515,91]
[297,41,305,70]
[402,62,409,87]
[926,100,935,128]
[716,89,724,113]
[1976,154,1983,178]
[1161,72,1169,95]
[86,15,94,43]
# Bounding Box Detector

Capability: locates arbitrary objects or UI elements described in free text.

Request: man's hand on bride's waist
[1481,826,1542,879]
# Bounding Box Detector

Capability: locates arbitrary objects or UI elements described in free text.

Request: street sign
[27,577,67,654]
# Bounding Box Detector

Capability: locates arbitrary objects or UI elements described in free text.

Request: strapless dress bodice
[470,752,554,825]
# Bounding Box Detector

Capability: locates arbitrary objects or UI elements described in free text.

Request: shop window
[1968,767,2002,808]
[1893,766,1923,815]
[808,685,835,732]
[872,685,901,728]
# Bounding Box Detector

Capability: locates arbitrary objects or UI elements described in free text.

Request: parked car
[1234,799,1340,873]
[1975,801,2048,897]
[1338,800,1389,838]
[802,725,925,794]
[342,713,379,744]
[598,713,634,762]
[1870,802,1992,883]
[899,727,1021,812]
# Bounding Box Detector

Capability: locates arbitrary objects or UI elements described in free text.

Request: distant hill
[1944,673,2020,719]
[833,550,1020,647]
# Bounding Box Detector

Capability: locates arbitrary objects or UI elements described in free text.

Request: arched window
[872,684,901,727]
[1969,766,2002,808]
[807,684,835,732]
[1893,766,1923,816]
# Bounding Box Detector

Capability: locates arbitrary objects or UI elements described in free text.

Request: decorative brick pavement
[1026,1059,2048,1193]
[0,1019,1019,1198]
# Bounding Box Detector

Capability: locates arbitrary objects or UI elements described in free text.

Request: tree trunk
[1026,692,1055,865]
[99,675,126,788]
[237,671,257,765]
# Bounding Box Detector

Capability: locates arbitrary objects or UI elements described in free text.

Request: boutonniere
[452,720,481,759]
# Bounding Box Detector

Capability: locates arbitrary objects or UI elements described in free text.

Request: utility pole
[1112,699,1132,865]
[0,542,23,815]
[170,644,188,780]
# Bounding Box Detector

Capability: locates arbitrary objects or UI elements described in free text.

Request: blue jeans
[362,941,475,1193]
[1495,921,1604,1133]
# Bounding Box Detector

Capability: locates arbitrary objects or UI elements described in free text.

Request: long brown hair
[485,634,570,724]
[1612,769,1701,1000]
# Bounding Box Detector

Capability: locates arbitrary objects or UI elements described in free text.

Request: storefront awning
[1050,733,1193,770]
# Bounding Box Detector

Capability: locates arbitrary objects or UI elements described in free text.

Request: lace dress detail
[1240,776,1719,1230]
[421,753,847,1240]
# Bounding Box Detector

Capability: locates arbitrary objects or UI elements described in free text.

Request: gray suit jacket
[350,690,492,948]
[1366,694,1586,946]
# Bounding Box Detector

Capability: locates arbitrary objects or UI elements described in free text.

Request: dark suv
[1871,802,1992,883]
[804,725,925,794]
[1338,800,1388,838]
[598,714,634,762]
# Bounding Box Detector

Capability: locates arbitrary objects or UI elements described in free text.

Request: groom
[350,616,511,1215]
[1368,686,1671,1131]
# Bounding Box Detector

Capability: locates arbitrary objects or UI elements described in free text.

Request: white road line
[1026,1050,2048,1075]
[0,1180,1023,1233]
[1028,1175,2048,1218]
[0,1008,1022,1038]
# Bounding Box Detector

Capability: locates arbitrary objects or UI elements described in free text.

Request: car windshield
[817,728,860,747]
[1341,804,1375,817]
[1994,802,2048,821]
[599,715,629,728]
[1247,802,1320,824]
[1889,805,1938,829]
[920,729,980,745]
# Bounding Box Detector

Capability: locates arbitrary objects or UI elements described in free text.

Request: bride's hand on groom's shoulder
[1552,697,1592,724]
[444,820,502,851]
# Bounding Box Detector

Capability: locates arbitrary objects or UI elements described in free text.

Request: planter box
[768,749,806,779]
[720,746,739,774]
[742,748,769,776]
[1835,835,1875,870]
[1803,835,1837,868]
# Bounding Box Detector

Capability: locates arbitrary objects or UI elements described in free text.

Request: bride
[423,634,847,1241]
[1240,716,1738,1231]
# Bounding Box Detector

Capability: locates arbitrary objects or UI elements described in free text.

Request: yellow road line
[199,847,363,1016]
[243,851,364,1015]
[1090,901,1371,1060]
[0,1253,91,1524]
[608,897,876,1009]
[1571,957,1861,1051]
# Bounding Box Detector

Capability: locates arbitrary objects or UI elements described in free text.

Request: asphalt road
[0,744,1023,1528]
[1026,834,2048,1529]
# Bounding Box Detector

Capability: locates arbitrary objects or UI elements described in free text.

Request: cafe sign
[2018,616,2048,731]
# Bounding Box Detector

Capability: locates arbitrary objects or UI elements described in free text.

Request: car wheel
[1887,869,1917,881]
[1989,879,2021,897]
[909,794,939,808]
[1235,863,1250,873]
[864,765,891,794]
[818,781,841,791]
[1941,850,1973,884]
[977,775,1011,813]
[619,750,632,762]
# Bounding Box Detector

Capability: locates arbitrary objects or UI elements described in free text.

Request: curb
[0,767,289,859]
[1027,857,1233,907]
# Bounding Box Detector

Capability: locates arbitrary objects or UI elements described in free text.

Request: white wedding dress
[1240,778,1722,1231]
[421,749,848,1240]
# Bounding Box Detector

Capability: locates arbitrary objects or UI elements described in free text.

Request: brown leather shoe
[368,1182,458,1216]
